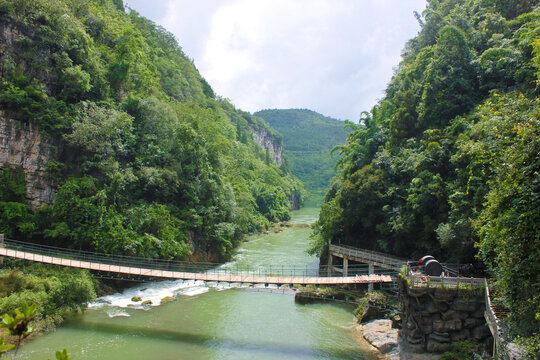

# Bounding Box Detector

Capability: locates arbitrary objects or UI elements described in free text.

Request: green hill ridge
[254,109,350,201]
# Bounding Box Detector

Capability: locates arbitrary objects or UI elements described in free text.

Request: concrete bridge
[328,244,407,291]
[328,244,407,273]
[0,237,391,286]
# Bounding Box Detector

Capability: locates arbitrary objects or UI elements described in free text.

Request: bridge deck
[329,244,406,271]
[0,248,392,285]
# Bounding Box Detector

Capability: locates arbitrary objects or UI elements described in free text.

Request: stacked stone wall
[398,278,491,352]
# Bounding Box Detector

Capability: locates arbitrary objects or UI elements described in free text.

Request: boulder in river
[160,296,176,304]
[354,291,387,323]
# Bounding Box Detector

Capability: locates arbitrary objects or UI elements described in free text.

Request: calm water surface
[17,208,380,360]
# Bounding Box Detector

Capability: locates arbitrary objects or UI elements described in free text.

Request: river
[17,207,380,360]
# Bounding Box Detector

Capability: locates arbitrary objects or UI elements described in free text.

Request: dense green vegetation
[311,0,539,352]
[0,0,304,262]
[0,265,96,334]
[0,301,72,359]
[254,109,350,200]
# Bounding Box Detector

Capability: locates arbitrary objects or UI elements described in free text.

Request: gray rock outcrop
[250,127,283,165]
[0,115,60,208]
[359,319,399,353]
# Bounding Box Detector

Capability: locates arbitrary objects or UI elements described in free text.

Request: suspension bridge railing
[0,238,393,279]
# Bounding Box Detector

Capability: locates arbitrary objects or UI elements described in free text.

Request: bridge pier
[343,257,348,277]
[368,263,374,292]
[327,253,332,276]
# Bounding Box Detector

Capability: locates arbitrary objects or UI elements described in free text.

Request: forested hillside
[255,109,350,200]
[310,0,539,349]
[0,0,304,262]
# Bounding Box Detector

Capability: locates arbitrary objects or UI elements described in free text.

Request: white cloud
[126,0,426,120]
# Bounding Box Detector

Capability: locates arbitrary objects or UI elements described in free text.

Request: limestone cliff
[289,189,302,210]
[0,114,59,208]
[249,127,283,166]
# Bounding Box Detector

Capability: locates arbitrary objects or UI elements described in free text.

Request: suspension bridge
[0,237,519,357]
[0,238,392,286]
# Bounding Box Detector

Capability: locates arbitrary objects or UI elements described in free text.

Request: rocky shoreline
[358,319,398,353]
[294,287,447,359]
[357,319,439,360]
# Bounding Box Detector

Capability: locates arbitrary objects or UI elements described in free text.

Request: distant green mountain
[254,109,350,200]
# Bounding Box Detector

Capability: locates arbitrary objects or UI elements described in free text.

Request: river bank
[12,207,384,360]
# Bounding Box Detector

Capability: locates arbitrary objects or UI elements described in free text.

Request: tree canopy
[0,0,304,262]
[311,0,539,348]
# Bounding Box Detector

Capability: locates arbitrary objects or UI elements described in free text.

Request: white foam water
[106,308,131,318]
[87,213,312,312]
[89,272,277,311]
[89,279,215,310]
[88,272,292,310]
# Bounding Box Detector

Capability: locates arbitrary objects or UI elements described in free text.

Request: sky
[125,0,427,121]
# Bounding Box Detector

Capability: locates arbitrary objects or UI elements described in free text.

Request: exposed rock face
[359,319,399,353]
[249,126,306,209]
[0,19,53,90]
[250,127,283,165]
[289,188,302,210]
[1,20,59,209]
[0,115,60,208]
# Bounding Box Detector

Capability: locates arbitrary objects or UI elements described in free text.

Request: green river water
[17,208,380,360]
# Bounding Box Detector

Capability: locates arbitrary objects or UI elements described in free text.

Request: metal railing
[407,269,486,288]
[483,279,522,360]
[329,244,407,270]
[0,238,393,279]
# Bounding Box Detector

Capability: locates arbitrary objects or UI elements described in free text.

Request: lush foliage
[0,266,96,333]
[0,301,71,360]
[438,339,487,360]
[1,302,36,359]
[0,168,34,240]
[0,0,303,261]
[255,109,350,200]
[312,0,539,341]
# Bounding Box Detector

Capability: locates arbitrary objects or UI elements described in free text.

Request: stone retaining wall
[398,278,491,352]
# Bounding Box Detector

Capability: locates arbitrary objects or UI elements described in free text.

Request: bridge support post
[327,254,333,276]
[368,263,374,292]
[343,257,348,277]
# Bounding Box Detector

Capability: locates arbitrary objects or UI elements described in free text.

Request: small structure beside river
[397,276,490,352]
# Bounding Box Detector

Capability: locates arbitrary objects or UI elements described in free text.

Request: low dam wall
[397,277,491,352]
